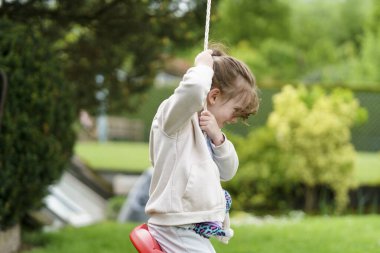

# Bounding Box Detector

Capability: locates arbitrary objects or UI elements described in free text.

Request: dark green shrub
[0,19,76,230]
[224,127,300,212]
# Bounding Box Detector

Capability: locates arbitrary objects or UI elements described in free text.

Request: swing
[129,223,163,253]
[129,1,212,252]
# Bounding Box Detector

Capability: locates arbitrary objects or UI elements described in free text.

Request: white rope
[204,0,212,51]
[203,0,212,132]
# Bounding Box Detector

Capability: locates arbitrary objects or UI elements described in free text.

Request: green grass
[24,222,137,253]
[24,215,380,253]
[216,215,380,253]
[75,141,380,185]
[74,141,150,173]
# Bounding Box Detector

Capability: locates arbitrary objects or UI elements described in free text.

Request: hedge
[0,19,76,230]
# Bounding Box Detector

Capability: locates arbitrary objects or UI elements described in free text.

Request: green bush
[226,85,367,213]
[224,127,300,212]
[0,19,76,230]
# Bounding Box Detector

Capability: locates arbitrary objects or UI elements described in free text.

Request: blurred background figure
[118,167,153,223]
[79,109,96,140]
[80,109,94,132]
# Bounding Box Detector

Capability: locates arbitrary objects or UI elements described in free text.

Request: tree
[268,85,366,212]
[368,0,380,34]
[226,85,367,213]
[0,19,76,230]
[214,0,290,46]
[0,0,208,114]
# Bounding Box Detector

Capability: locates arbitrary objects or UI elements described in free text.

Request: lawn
[74,141,150,173]
[24,215,380,253]
[354,151,380,185]
[75,141,380,185]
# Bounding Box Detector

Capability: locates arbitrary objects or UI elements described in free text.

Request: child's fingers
[194,50,213,68]
[199,117,208,125]
[201,110,212,117]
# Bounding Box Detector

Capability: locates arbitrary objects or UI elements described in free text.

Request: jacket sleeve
[158,65,214,137]
[210,135,239,181]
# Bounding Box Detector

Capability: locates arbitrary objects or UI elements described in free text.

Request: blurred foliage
[211,0,379,88]
[1,0,378,115]
[106,195,126,220]
[0,0,208,115]
[225,86,367,213]
[213,0,290,45]
[0,19,76,229]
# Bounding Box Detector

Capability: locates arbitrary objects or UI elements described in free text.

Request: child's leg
[148,223,216,253]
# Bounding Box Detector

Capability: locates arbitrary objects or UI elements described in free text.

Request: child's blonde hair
[211,48,260,121]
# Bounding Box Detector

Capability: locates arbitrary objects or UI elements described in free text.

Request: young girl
[145,48,259,253]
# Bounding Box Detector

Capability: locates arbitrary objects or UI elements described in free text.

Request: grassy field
[24,215,380,253]
[74,141,150,173]
[75,141,380,185]
[354,151,380,185]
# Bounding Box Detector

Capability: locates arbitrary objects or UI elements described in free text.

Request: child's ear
[208,88,221,105]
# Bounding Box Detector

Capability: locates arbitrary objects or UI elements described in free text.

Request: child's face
[208,94,243,128]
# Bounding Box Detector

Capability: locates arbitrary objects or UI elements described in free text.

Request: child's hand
[199,110,224,146]
[194,49,213,69]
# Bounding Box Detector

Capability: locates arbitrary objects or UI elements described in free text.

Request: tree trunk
[305,185,316,212]
[0,224,20,253]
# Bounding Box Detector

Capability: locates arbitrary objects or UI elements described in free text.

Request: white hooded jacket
[145,65,239,227]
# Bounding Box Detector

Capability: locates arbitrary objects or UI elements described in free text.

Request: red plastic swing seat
[130,223,164,253]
